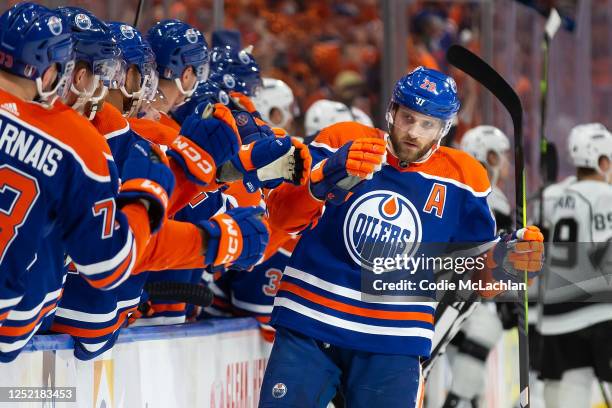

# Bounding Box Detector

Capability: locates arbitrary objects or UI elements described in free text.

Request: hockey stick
[133,0,145,28]
[446,44,531,408]
[144,281,214,307]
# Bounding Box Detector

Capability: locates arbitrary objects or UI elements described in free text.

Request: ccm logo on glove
[172,135,215,174]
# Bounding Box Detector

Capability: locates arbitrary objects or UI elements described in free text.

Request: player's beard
[389,129,439,163]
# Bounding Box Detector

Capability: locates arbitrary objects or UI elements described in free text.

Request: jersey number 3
[0,165,40,263]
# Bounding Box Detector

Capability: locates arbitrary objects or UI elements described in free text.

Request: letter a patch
[423,183,446,218]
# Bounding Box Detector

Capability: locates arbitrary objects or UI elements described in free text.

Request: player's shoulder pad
[310,121,384,152]
[23,100,112,181]
[91,103,130,140]
[128,117,178,146]
[418,146,491,197]
[159,112,181,131]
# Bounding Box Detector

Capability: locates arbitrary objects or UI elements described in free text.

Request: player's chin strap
[173,78,199,104]
[70,76,109,120]
[121,76,150,118]
[34,62,75,109]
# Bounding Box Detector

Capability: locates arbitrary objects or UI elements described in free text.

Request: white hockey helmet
[305,99,373,136]
[567,122,612,172]
[252,77,297,130]
[460,125,510,164]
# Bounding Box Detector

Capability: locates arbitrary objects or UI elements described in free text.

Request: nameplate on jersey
[343,190,422,271]
[0,115,62,177]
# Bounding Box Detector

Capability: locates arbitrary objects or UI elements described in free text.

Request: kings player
[259,67,544,407]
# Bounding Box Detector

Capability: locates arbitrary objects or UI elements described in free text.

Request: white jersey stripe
[231,295,273,314]
[103,244,137,291]
[104,122,130,140]
[309,141,339,153]
[55,296,141,323]
[0,295,23,311]
[0,307,58,353]
[73,231,133,276]
[0,110,110,183]
[283,266,436,308]
[274,297,433,338]
[6,287,62,321]
[416,171,491,197]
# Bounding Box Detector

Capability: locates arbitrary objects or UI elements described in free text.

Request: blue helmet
[107,22,157,117]
[391,66,460,121]
[170,73,232,125]
[57,7,123,118]
[0,3,74,104]
[210,46,262,96]
[56,7,120,71]
[146,19,209,96]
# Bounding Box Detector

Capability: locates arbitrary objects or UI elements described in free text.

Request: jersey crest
[343,190,422,271]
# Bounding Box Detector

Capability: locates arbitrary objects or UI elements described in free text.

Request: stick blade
[446,45,522,131]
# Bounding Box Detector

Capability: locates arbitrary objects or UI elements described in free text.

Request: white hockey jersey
[540,177,612,335]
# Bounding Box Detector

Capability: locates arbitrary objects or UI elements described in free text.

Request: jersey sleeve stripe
[74,231,134,276]
[83,243,135,290]
[309,141,339,153]
[1,110,110,182]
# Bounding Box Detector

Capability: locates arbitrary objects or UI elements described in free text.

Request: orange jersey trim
[159,112,181,131]
[0,299,60,337]
[91,103,130,139]
[128,117,178,146]
[51,308,134,338]
[150,303,186,314]
[280,282,434,323]
[0,90,111,180]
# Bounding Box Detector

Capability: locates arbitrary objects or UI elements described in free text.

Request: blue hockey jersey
[0,91,152,362]
[268,122,496,357]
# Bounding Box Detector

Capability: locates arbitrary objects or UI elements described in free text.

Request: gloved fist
[117,140,176,233]
[487,225,545,283]
[198,206,270,270]
[233,110,274,144]
[310,138,386,204]
[226,136,312,193]
[167,103,241,186]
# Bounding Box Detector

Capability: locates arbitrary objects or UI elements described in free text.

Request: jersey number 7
[0,165,40,264]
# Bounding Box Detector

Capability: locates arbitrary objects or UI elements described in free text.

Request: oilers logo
[272,383,287,398]
[343,190,422,271]
[184,28,200,44]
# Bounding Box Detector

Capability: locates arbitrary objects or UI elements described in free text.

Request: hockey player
[304,99,373,138]
[259,67,544,407]
[49,14,270,358]
[539,123,612,408]
[252,78,298,134]
[0,3,175,362]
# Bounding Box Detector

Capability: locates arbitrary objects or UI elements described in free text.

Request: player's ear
[72,66,90,91]
[181,66,195,85]
[41,64,59,91]
[487,150,499,167]
[126,65,141,93]
[599,156,610,173]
